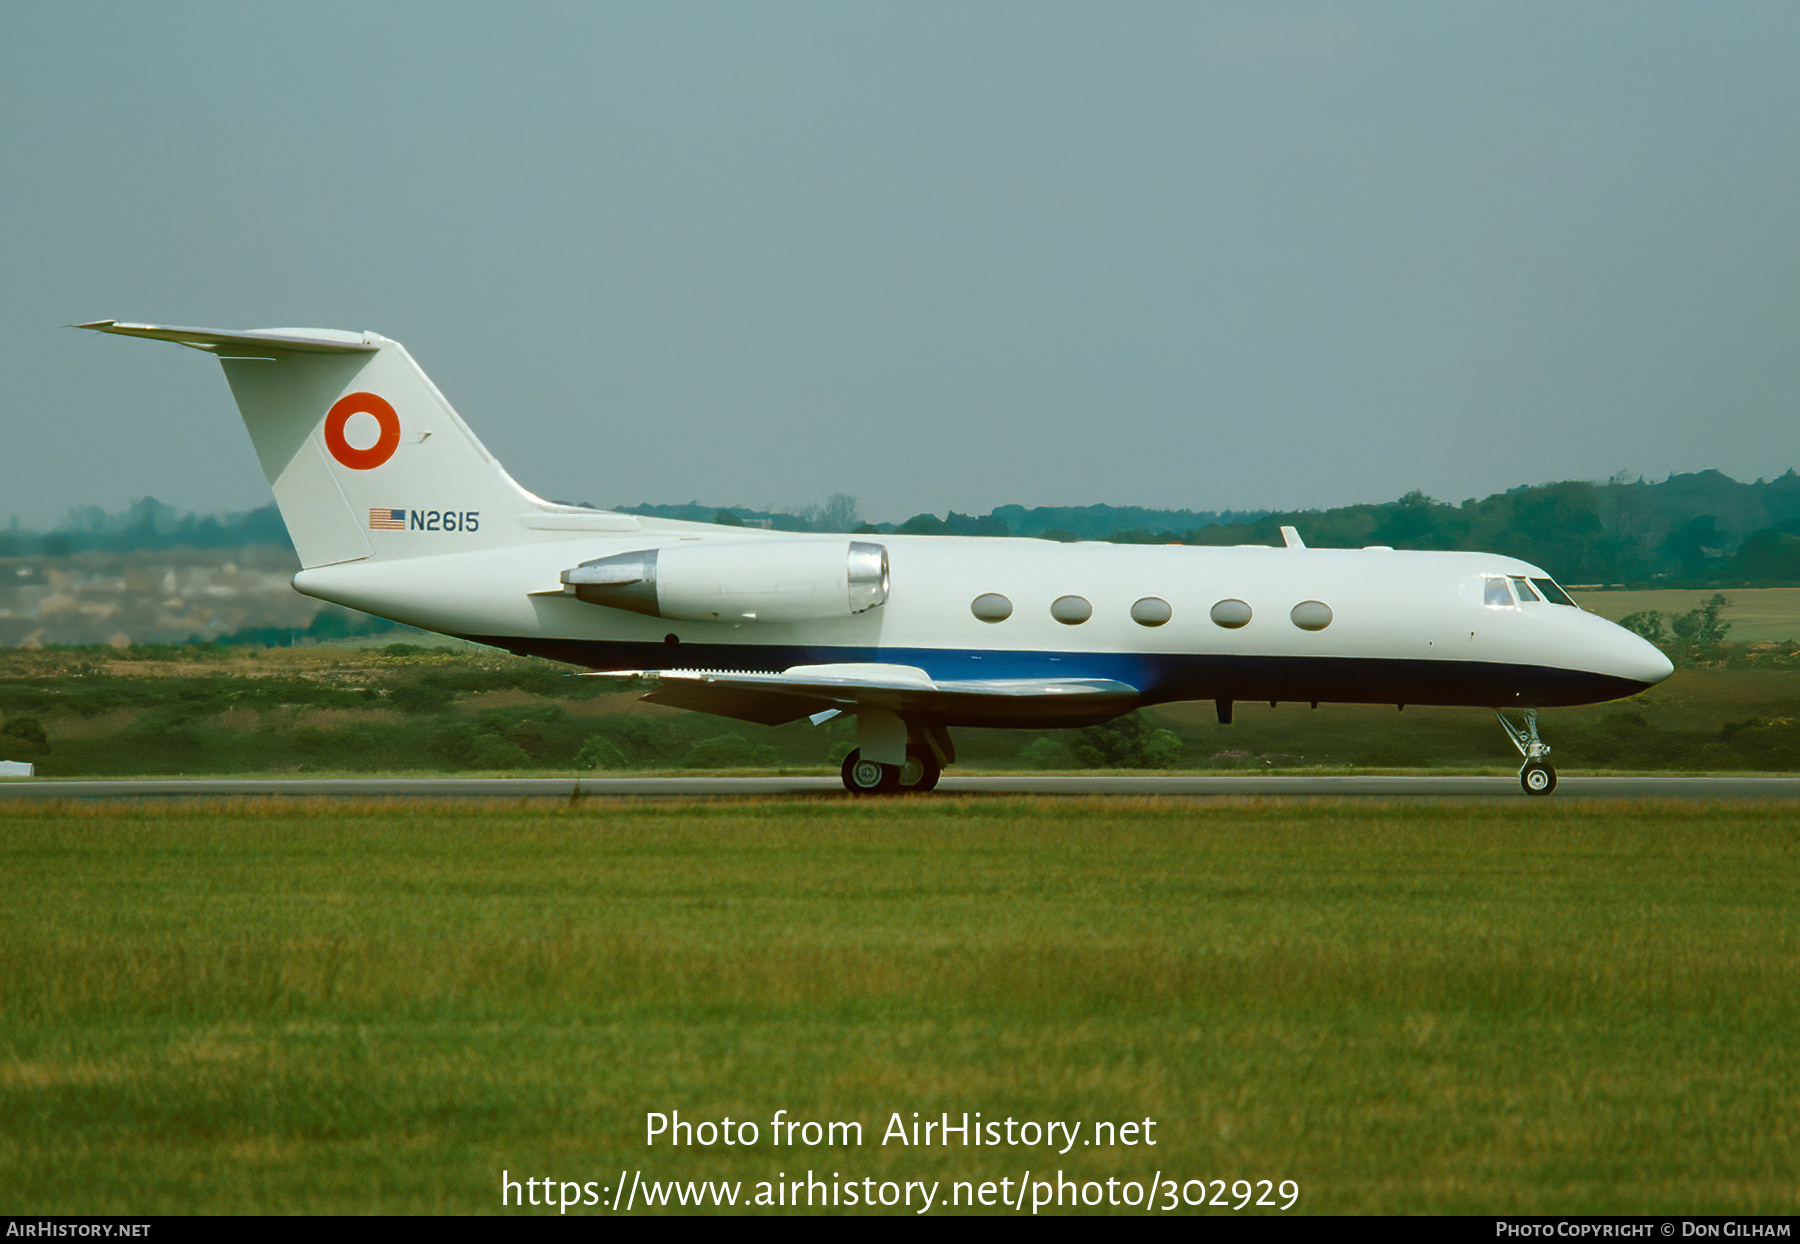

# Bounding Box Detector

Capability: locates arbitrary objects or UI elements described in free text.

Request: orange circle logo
[324,392,401,470]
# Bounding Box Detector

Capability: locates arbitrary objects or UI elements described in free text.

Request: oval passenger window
[1130,597,1172,627]
[1291,600,1333,631]
[970,593,1013,623]
[1050,595,1092,625]
[1210,599,1252,628]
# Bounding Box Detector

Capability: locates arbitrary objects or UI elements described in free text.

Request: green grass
[1,796,1795,1214]
[1573,587,1800,644]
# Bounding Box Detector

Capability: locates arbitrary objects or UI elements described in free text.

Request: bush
[589,717,680,766]
[387,682,455,713]
[294,726,353,758]
[0,715,49,750]
[1718,716,1800,767]
[1019,737,1068,768]
[1671,594,1732,645]
[683,734,779,769]
[120,709,206,757]
[431,723,481,765]
[575,736,630,771]
[1069,714,1184,768]
[505,720,549,759]
[468,735,532,769]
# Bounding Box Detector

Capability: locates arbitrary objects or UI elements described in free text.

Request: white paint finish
[313,336,554,555]
[293,527,1671,687]
[94,321,1676,710]
[854,710,907,766]
[520,513,644,533]
[655,539,877,622]
[785,664,934,685]
[269,438,371,569]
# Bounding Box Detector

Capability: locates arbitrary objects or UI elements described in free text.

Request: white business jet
[80,321,1673,795]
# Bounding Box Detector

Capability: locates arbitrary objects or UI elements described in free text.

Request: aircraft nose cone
[1617,631,1675,686]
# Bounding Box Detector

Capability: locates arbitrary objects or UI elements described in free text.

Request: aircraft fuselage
[294,531,1670,727]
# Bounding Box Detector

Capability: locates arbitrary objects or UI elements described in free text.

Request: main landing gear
[840,746,941,795]
[1496,708,1557,795]
[833,710,953,796]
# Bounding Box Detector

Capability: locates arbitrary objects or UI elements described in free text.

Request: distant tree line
[1179,471,1800,586]
[0,497,288,557]
[612,494,1267,539]
[12,468,1800,586]
[618,470,1800,583]
[200,605,406,649]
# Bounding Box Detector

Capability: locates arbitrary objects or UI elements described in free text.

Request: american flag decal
[369,508,406,530]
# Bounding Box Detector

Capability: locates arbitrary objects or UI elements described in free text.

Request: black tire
[898,745,942,793]
[841,749,900,795]
[1521,761,1557,796]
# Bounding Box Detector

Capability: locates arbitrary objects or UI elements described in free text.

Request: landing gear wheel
[1497,710,1558,797]
[841,749,900,795]
[1520,761,1557,796]
[897,745,942,793]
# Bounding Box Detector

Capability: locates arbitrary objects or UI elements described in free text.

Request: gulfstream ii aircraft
[81,320,1673,795]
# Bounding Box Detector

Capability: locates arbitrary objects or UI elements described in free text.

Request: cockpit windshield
[1531,577,1577,606]
[1499,575,1580,607]
[1486,574,1580,608]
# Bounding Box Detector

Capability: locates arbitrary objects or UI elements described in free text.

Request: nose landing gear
[1496,708,1557,795]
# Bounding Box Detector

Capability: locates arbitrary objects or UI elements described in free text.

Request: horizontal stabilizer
[637,663,1140,726]
[75,321,376,354]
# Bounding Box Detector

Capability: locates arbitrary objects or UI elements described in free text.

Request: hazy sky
[5,2,1798,527]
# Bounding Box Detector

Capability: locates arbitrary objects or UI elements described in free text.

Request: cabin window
[1510,577,1542,603]
[1051,595,1092,625]
[1531,578,1576,606]
[1130,597,1172,627]
[1290,600,1333,631]
[971,593,1013,623]
[1210,599,1252,628]
[1484,577,1514,606]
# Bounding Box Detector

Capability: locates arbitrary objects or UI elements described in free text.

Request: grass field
[1571,587,1800,643]
[1,796,1794,1215]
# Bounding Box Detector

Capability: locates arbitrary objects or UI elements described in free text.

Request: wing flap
[635,663,1141,726]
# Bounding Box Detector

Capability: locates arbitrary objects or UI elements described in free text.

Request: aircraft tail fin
[78,321,553,568]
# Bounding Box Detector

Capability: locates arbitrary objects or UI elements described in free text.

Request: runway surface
[3,775,1799,800]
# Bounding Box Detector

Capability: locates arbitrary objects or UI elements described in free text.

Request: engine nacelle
[561,540,889,623]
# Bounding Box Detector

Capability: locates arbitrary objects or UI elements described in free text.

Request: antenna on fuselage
[1280,526,1305,549]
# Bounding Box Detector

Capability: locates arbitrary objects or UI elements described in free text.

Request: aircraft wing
[623,662,1141,726]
